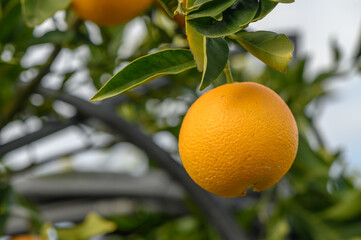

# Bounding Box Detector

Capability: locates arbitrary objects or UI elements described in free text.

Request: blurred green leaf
[42,212,116,240]
[187,0,237,20]
[21,0,72,27]
[28,30,75,46]
[231,31,294,73]
[252,0,278,22]
[199,37,229,90]
[0,182,12,235]
[0,1,33,45]
[322,191,361,221]
[91,49,196,101]
[355,31,361,61]
[187,0,258,37]
[157,0,179,17]
[271,0,294,3]
[331,38,341,65]
[286,201,340,240]
[265,219,290,240]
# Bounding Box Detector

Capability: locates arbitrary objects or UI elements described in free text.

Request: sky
[252,0,361,173]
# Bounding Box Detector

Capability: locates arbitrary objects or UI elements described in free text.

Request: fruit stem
[224,61,234,84]
[176,0,185,15]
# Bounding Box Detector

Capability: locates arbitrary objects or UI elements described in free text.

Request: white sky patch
[117,17,148,59]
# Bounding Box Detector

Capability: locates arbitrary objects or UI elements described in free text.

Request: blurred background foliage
[1,0,361,239]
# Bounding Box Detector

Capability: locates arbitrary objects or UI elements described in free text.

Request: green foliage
[21,0,72,27]
[231,31,294,73]
[93,0,295,101]
[187,0,259,37]
[1,0,361,239]
[156,0,179,17]
[0,180,12,234]
[41,213,117,240]
[91,49,196,101]
[186,0,237,19]
[199,37,229,90]
[252,0,278,22]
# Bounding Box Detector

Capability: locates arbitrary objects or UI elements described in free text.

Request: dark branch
[0,118,76,156]
[10,139,117,178]
[38,87,250,240]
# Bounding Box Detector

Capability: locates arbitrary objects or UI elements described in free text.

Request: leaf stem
[224,61,234,84]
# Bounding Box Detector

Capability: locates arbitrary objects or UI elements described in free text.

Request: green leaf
[252,0,278,22]
[28,30,75,46]
[42,212,117,240]
[186,0,205,71]
[187,0,259,37]
[188,0,214,11]
[231,31,294,73]
[271,0,294,3]
[157,0,179,17]
[21,0,72,27]
[322,191,361,221]
[91,49,196,101]
[199,38,229,90]
[187,0,237,20]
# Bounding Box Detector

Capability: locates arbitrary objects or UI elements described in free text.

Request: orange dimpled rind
[178,82,298,198]
[71,0,153,26]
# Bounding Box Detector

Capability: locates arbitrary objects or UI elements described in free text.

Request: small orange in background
[12,235,41,240]
[179,82,298,198]
[71,0,153,26]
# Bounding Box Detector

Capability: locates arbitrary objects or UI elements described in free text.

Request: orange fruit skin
[179,82,298,198]
[71,0,153,26]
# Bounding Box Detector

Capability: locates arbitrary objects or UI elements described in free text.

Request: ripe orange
[12,235,41,240]
[178,82,298,198]
[71,0,153,26]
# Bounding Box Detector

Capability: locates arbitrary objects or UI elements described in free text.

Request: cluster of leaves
[91,0,295,101]
[2,0,361,239]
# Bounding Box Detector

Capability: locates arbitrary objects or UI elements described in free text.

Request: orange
[71,0,153,26]
[178,82,298,197]
[12,236,41,240]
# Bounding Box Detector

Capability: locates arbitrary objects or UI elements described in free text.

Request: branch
[10,139,117,177]
[38,87,250,240]
[0,118,76,156]
[0,77,170,156]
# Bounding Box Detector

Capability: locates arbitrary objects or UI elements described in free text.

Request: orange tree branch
[37,87,250,240]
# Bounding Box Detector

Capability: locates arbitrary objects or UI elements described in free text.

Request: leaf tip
[90,93,101,102]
